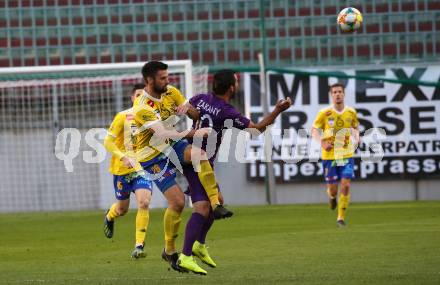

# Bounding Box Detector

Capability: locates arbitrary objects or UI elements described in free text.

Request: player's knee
[341,180,350,188]
[193,201,210,217]
[175,198,185,212]
[138,199,150,210]
[340,181,350,193]
[327,184,338,194]
[169,198,184,213]
[199,205,210,217]
[116,206,128,216]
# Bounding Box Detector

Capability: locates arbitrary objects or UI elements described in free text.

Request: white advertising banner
[243,66,440,182]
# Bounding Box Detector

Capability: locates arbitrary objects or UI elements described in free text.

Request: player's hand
[275,97,292,112]
[175,103,190,115]
[121,156,137,168]
[321,140,333,151]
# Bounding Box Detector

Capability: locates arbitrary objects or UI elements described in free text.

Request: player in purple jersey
[176,70,291,275]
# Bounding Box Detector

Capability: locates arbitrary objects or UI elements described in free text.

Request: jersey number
[195,114,213,129]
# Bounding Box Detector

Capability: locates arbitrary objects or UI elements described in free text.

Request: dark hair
[212,69,237,95]
[132,83,145,92]
[141,61,168,80]
[329,83,345,92]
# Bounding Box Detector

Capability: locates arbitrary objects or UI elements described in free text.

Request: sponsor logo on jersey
[336,117,344,127]
[234,118,244,127]
[328,118,334,127]
[151,164,161,174]
[130,124,137,135]
[117,181,123,190]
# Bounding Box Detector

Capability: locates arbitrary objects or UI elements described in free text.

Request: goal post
[0,60,202,213]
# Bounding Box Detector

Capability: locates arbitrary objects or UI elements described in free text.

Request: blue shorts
[140,139,189,193]
[322,158,355,184]
[113,173,152,201]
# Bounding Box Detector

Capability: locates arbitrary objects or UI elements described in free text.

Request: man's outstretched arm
[248,98,291,132]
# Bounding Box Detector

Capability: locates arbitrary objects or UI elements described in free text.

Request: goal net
[0,60,206,213]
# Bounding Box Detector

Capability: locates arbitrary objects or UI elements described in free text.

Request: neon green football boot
[177,253,207,275]
[192,241,217,268]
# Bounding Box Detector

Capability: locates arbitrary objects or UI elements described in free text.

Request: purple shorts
[183,160,216,203]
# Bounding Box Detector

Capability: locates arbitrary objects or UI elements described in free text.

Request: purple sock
[197,208,214,244]
[182,212,206,256]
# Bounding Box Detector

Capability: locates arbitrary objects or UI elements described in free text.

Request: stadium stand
[0,0,438,67]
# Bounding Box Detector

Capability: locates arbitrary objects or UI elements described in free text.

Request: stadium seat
[331,46,344,58]
[299,7,311,16]
[357,44,370,57]
[0,38,7,48]
[324,6,337,15]
[306,47,317,58]
[392,23,405,33]
[202,51,214,63]
[0,0,438,68]
[383,43,397,55]
[273,8,285,17]
[419,21,433,31]
[428,1,440,10]
[227,50,240,62]
[409,42,423,55]
[49,57,61,65]
[0,58,9,67]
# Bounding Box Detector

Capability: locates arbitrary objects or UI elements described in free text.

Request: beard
[153,83,167,94]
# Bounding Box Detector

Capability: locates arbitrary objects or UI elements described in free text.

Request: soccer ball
[337,7,363,33]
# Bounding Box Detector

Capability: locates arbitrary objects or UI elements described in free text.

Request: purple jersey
[189,93,250,163]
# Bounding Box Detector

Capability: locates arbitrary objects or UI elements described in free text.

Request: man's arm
[133,104,203,139]
[311,110,333,151]
[248,98,291,132]
[104,113,137,168]
[104,135,137,168]
[148,119,211,140]
[311,127,333,151]
[176,101,200,121]
[172,87,201,121]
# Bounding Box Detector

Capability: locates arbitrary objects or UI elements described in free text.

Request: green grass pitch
[1,202,439,285]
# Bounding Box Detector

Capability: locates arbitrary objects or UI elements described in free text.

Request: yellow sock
[135,208,149,246]
[163,208,181,254]
[337,194,350,221]
[106,203,120,221]
[197,160,220,208]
